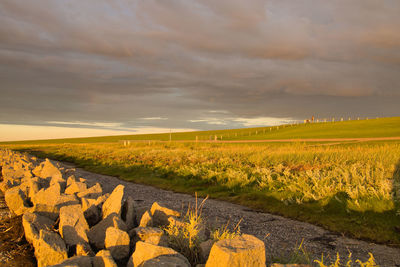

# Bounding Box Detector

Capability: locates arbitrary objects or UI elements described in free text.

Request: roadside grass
[1,117,399,145]
[6,140,400,246]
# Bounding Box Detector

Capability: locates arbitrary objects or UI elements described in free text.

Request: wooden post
[214,135,217,141]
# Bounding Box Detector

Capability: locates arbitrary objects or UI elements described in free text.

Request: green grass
[5,140,400,246]
[1,117,399,144]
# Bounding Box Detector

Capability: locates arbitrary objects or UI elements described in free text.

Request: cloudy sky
[1,0,399,141]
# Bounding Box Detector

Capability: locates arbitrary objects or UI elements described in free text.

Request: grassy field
[5,140,400,246]
[2,117,400,246]
[1,116,399,144]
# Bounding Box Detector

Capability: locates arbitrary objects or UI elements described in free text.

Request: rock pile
[0,149,267,267]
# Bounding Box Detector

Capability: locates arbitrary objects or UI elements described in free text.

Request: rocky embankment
[0,149,272,267]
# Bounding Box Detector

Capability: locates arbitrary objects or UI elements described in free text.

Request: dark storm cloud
[0,0,399,131]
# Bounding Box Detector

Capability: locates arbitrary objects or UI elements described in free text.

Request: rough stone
[27,177,43,199]
[102,184,125,219]
[32,185,79,220]
[81,197,97,212]
[131,227,167,246]
[84,204,101,227]
[93,250,118,267]
[88,213,127,250]
[76,242,95,257]
[65,181,87,195]
[77,183,103,199]
[105,227,130,260]
[127,241,190,267]
[139,210,153,227]
[205,234,266,267]
[4,186,31,215]
[66,175,77,187]
[140,255,191,267]
[122,196,136,230]
[38,159,63,181]
[22,212,55,245]
[34,229,68,267]
[49,256,92,267]
[59,204,90,246]
[150,202,181,227]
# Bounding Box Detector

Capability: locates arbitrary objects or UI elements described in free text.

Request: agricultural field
[2,117,400,247]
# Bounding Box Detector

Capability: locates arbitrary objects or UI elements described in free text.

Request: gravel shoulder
[59,161,400,267]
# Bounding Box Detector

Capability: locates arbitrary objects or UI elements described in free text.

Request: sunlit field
[8,140,400,245]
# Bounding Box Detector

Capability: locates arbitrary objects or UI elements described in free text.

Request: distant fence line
[119,117,379,144]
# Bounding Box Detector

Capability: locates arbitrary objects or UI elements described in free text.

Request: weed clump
[164,194,208,265]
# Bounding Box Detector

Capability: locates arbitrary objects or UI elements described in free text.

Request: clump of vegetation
[315,252,378,267]
[164,194,208,265]
[211,218,242,241]
[271,239,312,265]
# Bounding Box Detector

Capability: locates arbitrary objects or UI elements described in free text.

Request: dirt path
[60,161,400,267]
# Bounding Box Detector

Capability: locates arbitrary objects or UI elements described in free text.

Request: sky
[1,0,399,141]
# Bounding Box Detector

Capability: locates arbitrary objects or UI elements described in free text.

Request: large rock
[4,186,31,215]
[205,234,266,267]
[93,250,118,267]
[139,211,153,227]
[22,212,55,245]
[102,184,125,219]
[88,213,127,250]
[27,177,44,199]
[127,241,190,267]
[65,180,87,195]
[105,227,130,260]
[84,204,101,227]
[59,204,90,246]
[130,227,167,246]
[32,183,79,220]
[77,183,103,199]
[140,255,191,267]
[81,194,109,227]
[34,229,68,267]
[36,159,63,181]
[49,256,92,267]
[150,202,180,227]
